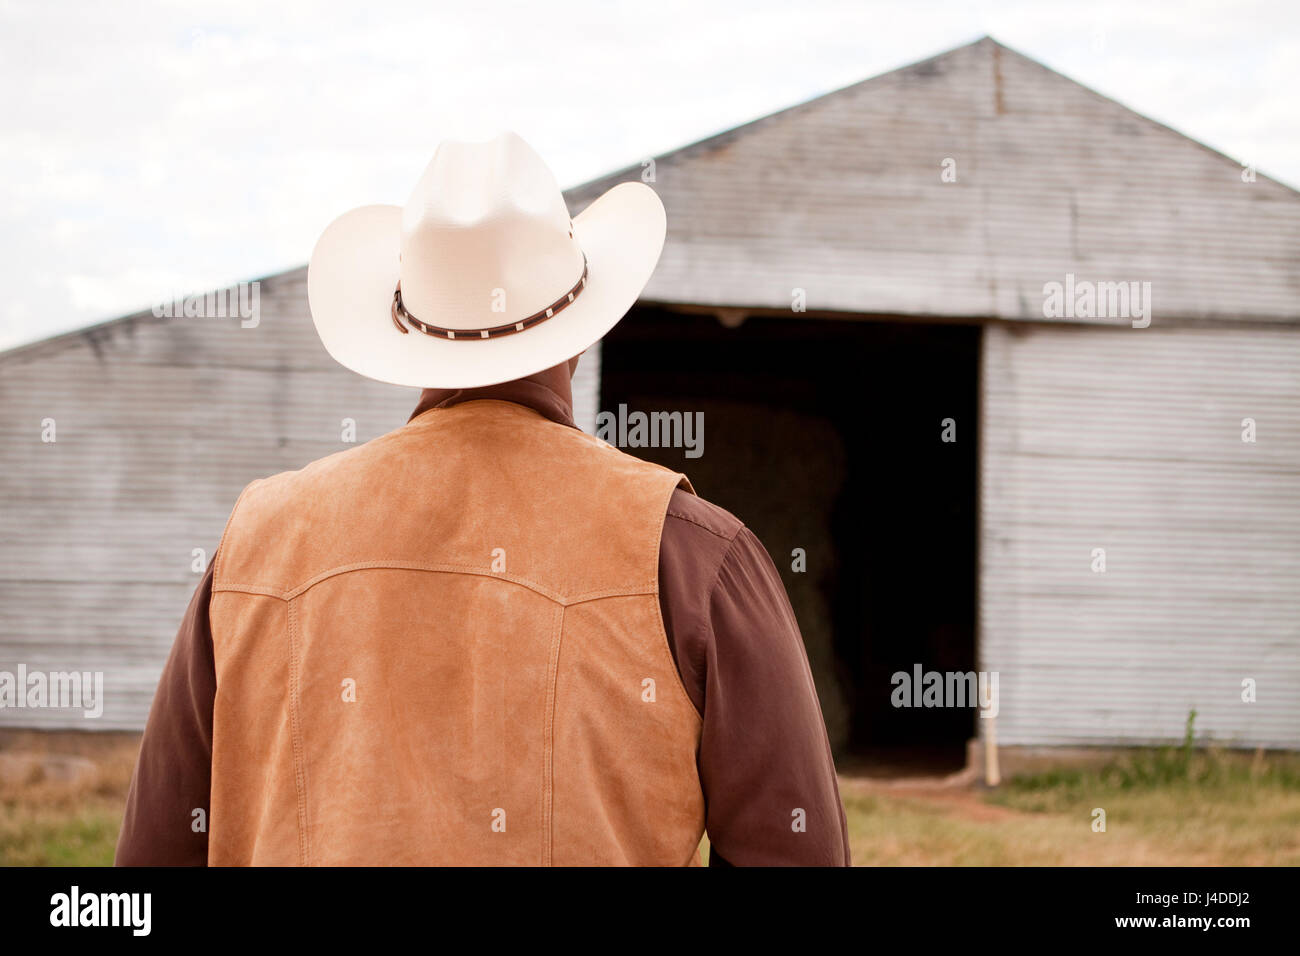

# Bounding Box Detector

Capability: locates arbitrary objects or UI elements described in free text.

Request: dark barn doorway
[599,306,980,775]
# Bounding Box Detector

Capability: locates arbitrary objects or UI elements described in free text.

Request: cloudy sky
[1,0,1296,351]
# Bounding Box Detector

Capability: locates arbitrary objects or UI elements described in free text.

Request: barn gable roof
[5,34,1298,369]
[568,36,1300,326]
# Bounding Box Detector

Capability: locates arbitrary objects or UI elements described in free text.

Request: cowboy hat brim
[306,181,666,389]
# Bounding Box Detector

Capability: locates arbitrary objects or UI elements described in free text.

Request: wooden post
[984,715,1001,787]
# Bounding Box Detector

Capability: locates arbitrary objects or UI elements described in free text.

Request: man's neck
[407,361,578,429]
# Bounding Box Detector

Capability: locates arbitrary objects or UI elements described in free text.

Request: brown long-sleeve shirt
[117,369,850,866]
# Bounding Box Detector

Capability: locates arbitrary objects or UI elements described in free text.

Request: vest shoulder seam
[285,562,568,602]
[212,582,287,599]
[213,563,662,605]
[561,584,659,607]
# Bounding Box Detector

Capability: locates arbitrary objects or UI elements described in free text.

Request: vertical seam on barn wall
[286,598,310,866]
[541,603,565,866]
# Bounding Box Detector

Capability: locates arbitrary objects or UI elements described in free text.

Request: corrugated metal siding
[980,323,1300,748]
[567,38,1300,325]
[0,271,602,731]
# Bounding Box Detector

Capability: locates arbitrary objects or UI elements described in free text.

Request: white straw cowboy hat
[307,131,666,389]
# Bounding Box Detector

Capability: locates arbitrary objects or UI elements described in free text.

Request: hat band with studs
[391,254,589,340]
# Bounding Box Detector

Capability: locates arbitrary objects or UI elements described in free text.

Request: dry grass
[841,744,1300,865]
[839,783,1300,866]
[2,733,1298,866]
[0,734,138,866]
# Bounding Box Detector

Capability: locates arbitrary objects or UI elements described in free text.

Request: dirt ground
[843,777,1021,823]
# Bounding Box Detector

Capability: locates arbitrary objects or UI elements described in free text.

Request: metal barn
[2,38,1297,764]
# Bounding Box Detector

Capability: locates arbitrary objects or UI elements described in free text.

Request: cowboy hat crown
[398,134,586,332]
[308,130,666,389]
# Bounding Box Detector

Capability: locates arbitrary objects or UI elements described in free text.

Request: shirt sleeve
[701,528,852,866]
[657,490,851,867]
[115,559,216,866]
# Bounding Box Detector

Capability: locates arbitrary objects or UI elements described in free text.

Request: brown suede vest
[208,400,705,865]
